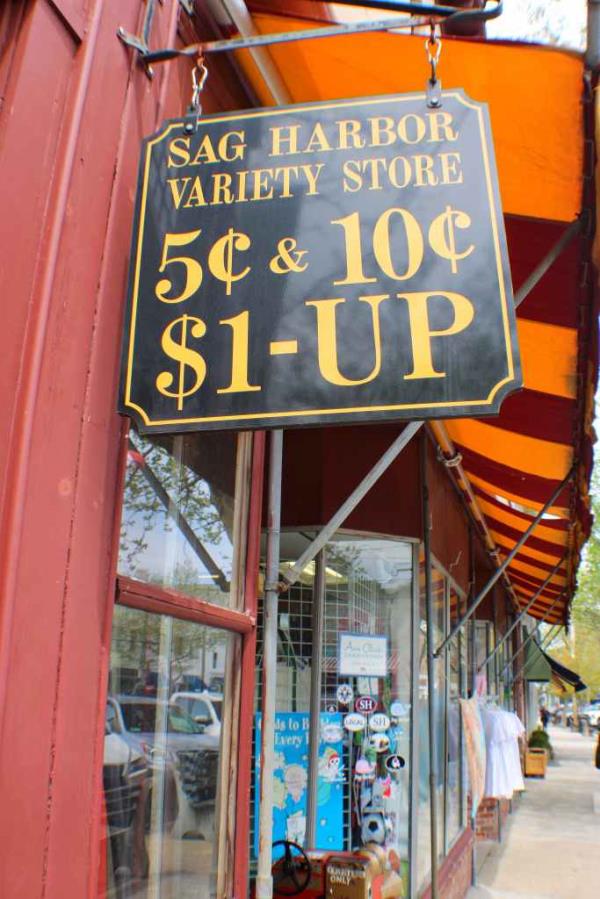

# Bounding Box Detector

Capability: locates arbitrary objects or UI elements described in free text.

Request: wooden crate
[525,747,548,777]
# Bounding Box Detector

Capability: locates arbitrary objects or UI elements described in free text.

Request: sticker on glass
[343,712,366,732]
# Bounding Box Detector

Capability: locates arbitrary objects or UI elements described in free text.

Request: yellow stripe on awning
[465,473,570,519]
[245,14,584,222]
[492,532,566,569]
[504,556,567,585]
[476,498,568,547]
[446,420,572,481]
[517,319,578,399]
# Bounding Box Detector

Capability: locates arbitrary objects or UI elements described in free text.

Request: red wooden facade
[0,3,260,895]
[0,3,595,899]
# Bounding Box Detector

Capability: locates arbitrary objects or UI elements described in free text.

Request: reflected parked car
[106,696,219,813]
[170,691,223,738]
[173,673,208,693]
[103,706,149,891]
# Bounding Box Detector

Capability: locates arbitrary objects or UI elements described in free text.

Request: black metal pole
[434,468,573,659]
[422,433,439,899]
[476,556,565,674]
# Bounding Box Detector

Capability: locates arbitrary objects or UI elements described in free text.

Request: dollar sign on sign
[156,315,207,411]
[428,206,474,274]
[208,227,251,296]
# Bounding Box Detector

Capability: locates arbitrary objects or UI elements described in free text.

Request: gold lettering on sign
[217,312,261,394]
[428,207,474,273]
[399,291,475,380]
[156,315,207,410]
[306,295,389,386]
[207,228,251,296]
[268,111,459,157]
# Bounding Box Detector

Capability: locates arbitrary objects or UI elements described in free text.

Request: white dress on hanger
[483,707,525,799]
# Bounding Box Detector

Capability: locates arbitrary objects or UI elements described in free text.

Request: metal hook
[184,58,209,134]
[425,23,442,109]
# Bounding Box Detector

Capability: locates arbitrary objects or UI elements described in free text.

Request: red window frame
[111,430,265,898]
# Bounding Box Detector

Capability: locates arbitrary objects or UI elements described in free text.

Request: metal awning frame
[119,0,504,65]
[476,555,566,674]
[514,217,582,309]
[282,421,424,588]
[500,592,565,681]
[434,468,573,659]
[510,623,563,685]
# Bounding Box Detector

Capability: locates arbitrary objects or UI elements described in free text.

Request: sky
[486,0,586,51]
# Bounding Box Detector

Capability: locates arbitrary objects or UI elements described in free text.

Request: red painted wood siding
[0,3,253,897]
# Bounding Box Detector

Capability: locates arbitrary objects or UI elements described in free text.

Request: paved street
[469,726,600,899]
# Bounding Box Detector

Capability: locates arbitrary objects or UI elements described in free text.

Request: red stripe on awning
[478,390,575,444]
[456,446,572,508]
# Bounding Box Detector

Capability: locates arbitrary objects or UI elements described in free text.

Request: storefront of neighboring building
[0,3,597,899]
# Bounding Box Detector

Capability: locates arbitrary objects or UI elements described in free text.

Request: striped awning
[235,6,598,625]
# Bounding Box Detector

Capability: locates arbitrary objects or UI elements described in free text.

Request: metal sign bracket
[117,1,504,67]
[117,0,195,78]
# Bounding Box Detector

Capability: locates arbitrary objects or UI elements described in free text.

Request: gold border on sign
[123,91,519,428]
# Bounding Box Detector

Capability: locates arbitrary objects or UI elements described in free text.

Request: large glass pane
[119,429,249,610]
[100,605,237,898]
[251,533,413,895]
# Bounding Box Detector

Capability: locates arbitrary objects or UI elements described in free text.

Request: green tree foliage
[548,466,600,700]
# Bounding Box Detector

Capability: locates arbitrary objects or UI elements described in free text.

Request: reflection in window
[100,606,236,899]
[119,429,247,606]
[252,533,413,895]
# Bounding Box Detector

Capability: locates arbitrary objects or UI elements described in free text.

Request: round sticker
[385,754,406,772]
[390,700,406,718]
[336,684,354,706]
[354,695,378,714]
[369,713,391,732]
[368,733,390,753]
[326,703,337,713]
[344,712,367,732]
[322,723,344,744]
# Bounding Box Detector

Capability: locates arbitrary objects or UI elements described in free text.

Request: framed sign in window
[338,632,388,677]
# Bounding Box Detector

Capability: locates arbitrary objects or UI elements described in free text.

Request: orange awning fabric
[239,7,598,625]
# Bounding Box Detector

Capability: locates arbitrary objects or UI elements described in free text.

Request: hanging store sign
[119,91,521,432]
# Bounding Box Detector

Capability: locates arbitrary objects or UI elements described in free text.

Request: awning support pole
[305,549,326,849]
[433,468,572,659]
[282,421,424,589]
[514,218,581,308]
[500,593,564,680]
[476,556,566,673]
[256,430,284,899]
[422,433,440,899]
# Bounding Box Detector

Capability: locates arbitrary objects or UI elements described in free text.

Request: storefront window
[119,430,249,608]
[100,605,237,898]
[103,428,254,897]
[252,532,414,894]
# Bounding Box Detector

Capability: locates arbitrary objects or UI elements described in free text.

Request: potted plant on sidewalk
[525,728,552,777]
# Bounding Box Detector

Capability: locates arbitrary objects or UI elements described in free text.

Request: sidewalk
[468,725,600,899]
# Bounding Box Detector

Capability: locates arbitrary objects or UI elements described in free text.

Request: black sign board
[119,91,521,432]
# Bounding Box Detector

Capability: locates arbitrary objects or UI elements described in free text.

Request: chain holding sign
[119,91,520,432]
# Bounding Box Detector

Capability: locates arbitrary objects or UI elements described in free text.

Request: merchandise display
[482,706,525,800]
